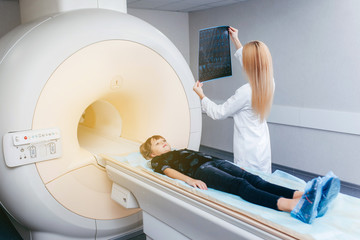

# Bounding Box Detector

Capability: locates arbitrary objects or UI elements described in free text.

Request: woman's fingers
[228,26,239,38]
[193,81,202,89]
[193,81,205,99]
[229,26,238,32]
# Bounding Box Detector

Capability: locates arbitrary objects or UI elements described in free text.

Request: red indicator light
[24,136,28,140]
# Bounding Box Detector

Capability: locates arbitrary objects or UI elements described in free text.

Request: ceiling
[0,0,247,13]
[127,0,248,12]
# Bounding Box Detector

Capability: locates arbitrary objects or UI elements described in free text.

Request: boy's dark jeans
[194,160,295,210]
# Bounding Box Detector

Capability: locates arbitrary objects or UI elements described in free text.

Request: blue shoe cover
[317,171,341,217]
[291,177,321,224]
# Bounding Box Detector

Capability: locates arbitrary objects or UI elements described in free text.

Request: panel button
[49,143,56,154]
[29,146,37,158]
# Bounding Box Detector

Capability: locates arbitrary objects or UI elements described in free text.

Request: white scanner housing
[0,8,201,239]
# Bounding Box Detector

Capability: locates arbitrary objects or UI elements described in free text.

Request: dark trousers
[194,160,295,210]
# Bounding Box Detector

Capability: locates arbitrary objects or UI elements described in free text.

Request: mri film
[199,26,232,82]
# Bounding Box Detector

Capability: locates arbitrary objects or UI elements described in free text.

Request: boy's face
[150,137,171,158]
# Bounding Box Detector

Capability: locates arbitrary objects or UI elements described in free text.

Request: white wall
[0,0,20,38]
[0,5,190,64]
[189,0,360,184]
[128,8,190,64]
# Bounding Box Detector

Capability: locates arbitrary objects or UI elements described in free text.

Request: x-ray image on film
[199,26,232,82]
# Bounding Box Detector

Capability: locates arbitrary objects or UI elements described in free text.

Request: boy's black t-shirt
[151,149,220,177]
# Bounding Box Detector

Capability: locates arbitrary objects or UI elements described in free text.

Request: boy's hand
[163,168,207,190]
[186,179,208,190]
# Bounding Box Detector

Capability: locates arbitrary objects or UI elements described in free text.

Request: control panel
[3,128,62,167]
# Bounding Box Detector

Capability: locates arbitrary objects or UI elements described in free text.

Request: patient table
[103,153,360,240]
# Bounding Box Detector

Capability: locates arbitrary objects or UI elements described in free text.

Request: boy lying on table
[140,135,340,224]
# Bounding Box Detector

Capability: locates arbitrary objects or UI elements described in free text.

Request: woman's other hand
[193,81,205,100]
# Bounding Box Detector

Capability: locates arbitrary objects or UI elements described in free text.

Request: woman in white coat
[193,26,274,174]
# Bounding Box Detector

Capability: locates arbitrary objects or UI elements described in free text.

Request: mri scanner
[2,2,358,240]
[0,2,202,239]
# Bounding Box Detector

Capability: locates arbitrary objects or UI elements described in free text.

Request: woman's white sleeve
[201,87,248,120]
[234,47,243,67]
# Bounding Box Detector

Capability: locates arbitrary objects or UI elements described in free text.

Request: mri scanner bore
[0,9,200,239]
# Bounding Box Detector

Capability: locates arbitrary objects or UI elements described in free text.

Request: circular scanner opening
[79,100,122,137]
[77,100,138,156]
[32,40,192,219]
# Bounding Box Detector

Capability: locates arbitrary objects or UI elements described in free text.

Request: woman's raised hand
[228,26,238,40]
[228,26,242,50]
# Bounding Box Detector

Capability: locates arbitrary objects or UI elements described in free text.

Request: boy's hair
[140,135,164,160]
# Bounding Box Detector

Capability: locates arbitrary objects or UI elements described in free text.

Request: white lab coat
[201,47,272,174]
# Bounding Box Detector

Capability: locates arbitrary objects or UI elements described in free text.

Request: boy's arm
[163,168,208,190]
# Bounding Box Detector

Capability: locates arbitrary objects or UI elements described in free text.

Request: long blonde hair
[242,41,274,121]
